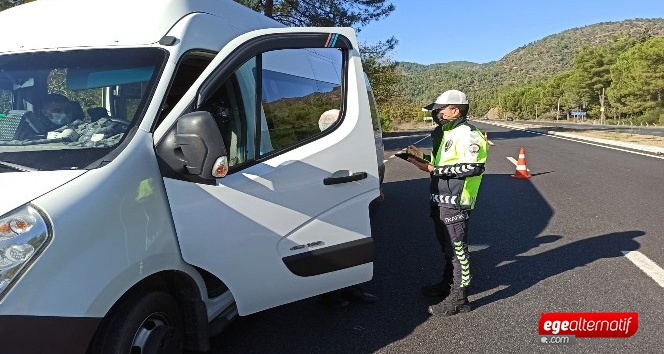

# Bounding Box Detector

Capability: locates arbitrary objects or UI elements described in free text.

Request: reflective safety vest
[430,117,488,210]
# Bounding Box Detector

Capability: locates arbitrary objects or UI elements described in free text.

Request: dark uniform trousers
[430,205,471,289]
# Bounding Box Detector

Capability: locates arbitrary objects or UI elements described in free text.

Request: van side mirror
[173,111,227,180]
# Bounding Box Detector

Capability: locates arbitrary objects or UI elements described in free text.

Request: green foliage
[608,36,664,118]
[233,0,402,129]
[396,19,664,124]
[0,0,35,11]
[361,55,410,131]
[233,0,395,29]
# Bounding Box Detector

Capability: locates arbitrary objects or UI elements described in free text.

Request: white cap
[423,89,468,110]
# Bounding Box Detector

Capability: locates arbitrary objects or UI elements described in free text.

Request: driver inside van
[24,93,75,138]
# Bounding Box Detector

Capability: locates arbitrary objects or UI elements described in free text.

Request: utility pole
[599,87,606,125]
[556,97,561,122]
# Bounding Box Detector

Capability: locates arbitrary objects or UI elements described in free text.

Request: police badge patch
[469,144,480,154]
[444,139,453,151]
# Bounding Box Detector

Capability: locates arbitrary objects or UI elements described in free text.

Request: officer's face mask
[49,113,70,125]
[432,108,443,125]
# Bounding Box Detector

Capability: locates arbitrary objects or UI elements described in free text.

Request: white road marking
[506,156,530,171]
[484,122,664,160]
[622,251,664,288]
[487,140,495,146]
[381,134,429,141]
[469,243,490,252]
[386,135,430,161]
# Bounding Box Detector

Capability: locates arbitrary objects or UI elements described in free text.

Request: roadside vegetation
[393,19,664,130]
[4,1,662,131]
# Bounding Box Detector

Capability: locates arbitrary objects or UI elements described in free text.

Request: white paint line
[469,243,490,252]
[487,140,495,146]
[506,156,530,171]
[386,135,431,161]
[381,134,429,141]
[484,122,664,160]
[622,251,664,288]
[495,260,517,267]
[412,135,430,145]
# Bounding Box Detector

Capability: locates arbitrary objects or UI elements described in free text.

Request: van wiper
[0,160,37,172]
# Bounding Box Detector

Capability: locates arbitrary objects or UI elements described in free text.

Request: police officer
[405,89,488,316]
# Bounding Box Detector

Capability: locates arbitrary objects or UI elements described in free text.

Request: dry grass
[560,130,664,148]
[508,123,664,148]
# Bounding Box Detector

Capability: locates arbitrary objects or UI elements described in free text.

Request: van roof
[0,0,282,53]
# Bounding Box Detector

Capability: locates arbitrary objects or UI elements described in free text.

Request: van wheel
[91,291,184,354]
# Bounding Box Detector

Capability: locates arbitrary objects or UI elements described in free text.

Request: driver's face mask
[50,113,70,125]
[44,104,71,125]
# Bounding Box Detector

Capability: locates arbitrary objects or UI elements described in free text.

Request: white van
[0,0,381,352]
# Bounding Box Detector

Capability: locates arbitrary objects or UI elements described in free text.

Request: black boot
[428,287,470,316]
[421,263,453,297]
[420,280,451,297]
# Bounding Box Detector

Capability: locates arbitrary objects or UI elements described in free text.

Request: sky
[357,0,664,65]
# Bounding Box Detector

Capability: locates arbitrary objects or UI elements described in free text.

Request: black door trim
[282,237,373,277]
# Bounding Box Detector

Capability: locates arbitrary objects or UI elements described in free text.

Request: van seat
[69,101,86,122]
[1,110,32,140]
[87,107,110,122]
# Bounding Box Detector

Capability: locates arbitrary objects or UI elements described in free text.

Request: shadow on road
[468,174,644,309]
[205,170,644,354]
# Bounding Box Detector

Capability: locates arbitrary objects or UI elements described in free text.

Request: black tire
[91,291,184,354]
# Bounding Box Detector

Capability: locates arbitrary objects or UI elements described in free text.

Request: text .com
[538,312,638,338]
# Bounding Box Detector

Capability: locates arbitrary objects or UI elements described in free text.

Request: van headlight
[0,205,50,299]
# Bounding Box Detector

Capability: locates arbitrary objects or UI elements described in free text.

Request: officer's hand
[407,158,433,172]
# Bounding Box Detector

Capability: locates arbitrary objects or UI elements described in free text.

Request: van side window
[260,48,342,153]
[201,48,344,170]
[157,53,214,127]
[200,58,257,168]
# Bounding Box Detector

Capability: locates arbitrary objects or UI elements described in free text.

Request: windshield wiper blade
[0,160,37,172]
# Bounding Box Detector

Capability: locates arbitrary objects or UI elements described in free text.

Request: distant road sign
[571,111,587,117]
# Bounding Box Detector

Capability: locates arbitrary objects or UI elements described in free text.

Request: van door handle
[323,172,368,185]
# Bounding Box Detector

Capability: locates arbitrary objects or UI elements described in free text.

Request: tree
[0,0,35,11]
[234,0,402,128]
[608,36,664,121]
[233,0,398,84]
[235,0,394,29]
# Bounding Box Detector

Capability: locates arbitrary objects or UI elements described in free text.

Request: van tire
[90,291,184,354]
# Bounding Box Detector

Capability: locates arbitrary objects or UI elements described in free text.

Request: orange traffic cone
[512,147,531,179]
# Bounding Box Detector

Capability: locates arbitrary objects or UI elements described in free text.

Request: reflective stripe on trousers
[431,206,471,288]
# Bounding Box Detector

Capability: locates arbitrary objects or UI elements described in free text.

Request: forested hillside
[393,18,664,125]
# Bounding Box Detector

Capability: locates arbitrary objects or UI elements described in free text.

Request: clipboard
[395,152,428,164]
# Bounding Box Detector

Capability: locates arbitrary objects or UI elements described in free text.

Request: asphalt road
[205,122,664,353]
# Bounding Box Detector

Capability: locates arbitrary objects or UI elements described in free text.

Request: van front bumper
[0,315,101,353]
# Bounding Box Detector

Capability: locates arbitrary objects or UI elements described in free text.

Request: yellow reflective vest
[429,117,488,210]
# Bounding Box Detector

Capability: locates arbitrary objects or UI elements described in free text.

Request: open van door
[156,27,380,315]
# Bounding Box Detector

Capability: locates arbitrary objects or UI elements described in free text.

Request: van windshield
[0,48,166,172]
